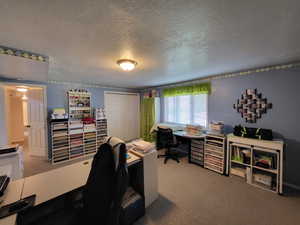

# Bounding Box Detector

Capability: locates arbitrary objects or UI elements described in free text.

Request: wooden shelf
[231,160,250,167]
[253,166,278,174]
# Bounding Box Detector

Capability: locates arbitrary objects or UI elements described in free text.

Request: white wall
[105,92,140,141]
[0,85,8,146]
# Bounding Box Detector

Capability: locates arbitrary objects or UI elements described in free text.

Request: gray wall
[159,68,300,187]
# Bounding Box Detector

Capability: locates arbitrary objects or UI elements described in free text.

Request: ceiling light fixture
[22,95,28,101]
[117,59,137,71]
[16,87,28,93]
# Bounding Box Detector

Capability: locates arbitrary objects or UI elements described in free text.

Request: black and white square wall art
[233,89,272,123]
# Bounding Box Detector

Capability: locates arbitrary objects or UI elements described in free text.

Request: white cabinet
[227,134,284,194]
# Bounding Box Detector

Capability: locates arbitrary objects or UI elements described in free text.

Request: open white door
[27,89,46,157]
[0,84,8,146]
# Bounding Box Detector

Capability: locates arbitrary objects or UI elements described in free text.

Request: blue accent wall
[46,82,136,113]
[159,68,300,187]
[0,78,137,114]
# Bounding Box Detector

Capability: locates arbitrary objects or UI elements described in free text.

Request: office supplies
[68,90,91,120]
[129,140,154,154]
[186,125,201,135]
[0,176,10,197]
[233,125,273,140]
[209,121,224,133]
[96,118,108,149]
[51,108,68,120]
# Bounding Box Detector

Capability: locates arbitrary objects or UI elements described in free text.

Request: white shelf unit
[227,134,284,194]
[189,139,205,166]
[204,134,226,174]
[68,91,92,120]
[96,118,108,149]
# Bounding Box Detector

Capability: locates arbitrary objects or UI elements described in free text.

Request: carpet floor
[22,150,300,225]
[136,158,300,225]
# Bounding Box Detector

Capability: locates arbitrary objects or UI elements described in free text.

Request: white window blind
[164,94,208,127]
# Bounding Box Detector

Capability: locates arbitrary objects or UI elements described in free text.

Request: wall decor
[143,89,159,98]
[233,89,272,123]
[0,45,48,62]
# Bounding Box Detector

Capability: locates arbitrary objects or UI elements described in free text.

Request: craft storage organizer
[68,91,91,120]
[204,134,226,174]
[189,139,205,166]
[96,119,108,149]
[50,119,107,164]
[51,120,70,163]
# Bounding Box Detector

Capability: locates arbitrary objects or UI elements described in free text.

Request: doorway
[2,84,48,158]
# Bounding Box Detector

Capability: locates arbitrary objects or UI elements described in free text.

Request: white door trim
[104,91,139,96]
[0,82,48,158]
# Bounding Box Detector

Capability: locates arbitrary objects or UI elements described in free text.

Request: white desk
[0,147,24,181]
[173,131,206,139]
[129,149,158,208]
[0,150,156,225]
[0,179,24,225]
[22,159,92,206]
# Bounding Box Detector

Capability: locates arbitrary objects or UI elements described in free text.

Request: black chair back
[83,140,129,225]
[83,142,115,224]
[157,127,174,148]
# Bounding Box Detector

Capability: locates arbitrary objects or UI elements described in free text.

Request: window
[164,94,208,127]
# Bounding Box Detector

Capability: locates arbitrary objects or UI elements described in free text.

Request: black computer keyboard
[0,175,10,197]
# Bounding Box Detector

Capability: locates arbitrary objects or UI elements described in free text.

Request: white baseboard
[284,182,300,191]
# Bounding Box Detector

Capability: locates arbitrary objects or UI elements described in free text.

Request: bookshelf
[204,134,226,174]
[227,134,284,194]
[68,90,91,120]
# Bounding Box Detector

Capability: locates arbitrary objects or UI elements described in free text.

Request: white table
[0,147,24,180]
[0,150,156,225]
[0,179,24,225]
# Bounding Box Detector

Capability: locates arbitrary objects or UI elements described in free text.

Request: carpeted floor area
[136,157,300,225]
[22,149,300,225]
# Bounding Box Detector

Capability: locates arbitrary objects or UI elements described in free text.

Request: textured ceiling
[0,0,300,88]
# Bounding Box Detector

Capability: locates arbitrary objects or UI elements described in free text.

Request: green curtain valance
[162,82,211,97]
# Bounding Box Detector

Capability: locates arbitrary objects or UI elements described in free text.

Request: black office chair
[18,138,144,225]
[157,127,180,164]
